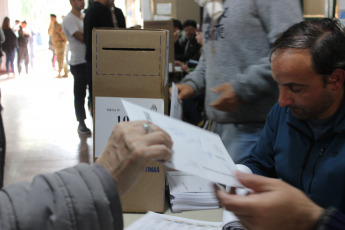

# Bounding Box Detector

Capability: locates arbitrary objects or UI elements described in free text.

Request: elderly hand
[216,172,323,230]
[210,83,241,112]
[96,121,173,196]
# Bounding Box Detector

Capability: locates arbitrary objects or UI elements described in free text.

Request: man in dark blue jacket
[243,18,345,214]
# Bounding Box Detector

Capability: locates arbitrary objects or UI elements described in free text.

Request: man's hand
[215,172,323,230]
[169,83,195,100]
[96,121,173,196]
[210,83,241,112]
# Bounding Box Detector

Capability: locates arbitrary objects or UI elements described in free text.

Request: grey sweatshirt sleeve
[0,163,123,230]
[181,54,206,93]
[231,0,303,102]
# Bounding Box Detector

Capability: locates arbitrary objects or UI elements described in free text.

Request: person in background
[84,0,114,115]
[110,2,126,29]
[173,0,303,164]
[63,0,92,135]
[48,14,57,70]
[12,20,20,32]
[17,20,30,75]
[0,121,172,229]
[173,19,185,58]
[1,17,18,77]
[0,26,5,69]
[50,15,68,78]
[216,171,345,230]
[174,19,201,63]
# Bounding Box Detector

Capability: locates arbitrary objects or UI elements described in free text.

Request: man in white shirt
[62,0,91,135]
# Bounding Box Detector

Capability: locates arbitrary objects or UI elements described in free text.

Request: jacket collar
[286,99,345,138]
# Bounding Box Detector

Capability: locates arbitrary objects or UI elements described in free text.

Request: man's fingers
[216,189,255,216]
[211,83,229,93]
[236,171,281,193]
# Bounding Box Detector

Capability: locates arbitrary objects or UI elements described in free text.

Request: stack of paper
[167,171,220,213]
[126,211,222,230]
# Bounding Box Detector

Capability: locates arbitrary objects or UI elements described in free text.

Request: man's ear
[328,69,345,90]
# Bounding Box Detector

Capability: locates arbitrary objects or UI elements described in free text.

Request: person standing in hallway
[84,0,114,115]
[110,2,126,29]
[17,21,30,75]
[63,0,92,135]
[50,15,68,78]
[2,17,18,77]
[0,27,4,68]
[173,0,303,163]
[48,14,57,70]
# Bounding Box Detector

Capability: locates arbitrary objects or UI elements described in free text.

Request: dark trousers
[70,63,88,122]
[17,46,29,74]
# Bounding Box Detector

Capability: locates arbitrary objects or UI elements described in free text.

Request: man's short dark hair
[271,18,345,75]
[183,20,197,29]
[50,14,56,18]
[173,19,182,30]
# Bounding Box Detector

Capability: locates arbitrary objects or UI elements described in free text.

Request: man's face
[71,0,85,11]
[271,48,338,120]
[184,26,197,40]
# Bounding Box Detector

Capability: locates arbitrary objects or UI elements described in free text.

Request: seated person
[175,20,201,63]
[242,18,345,214]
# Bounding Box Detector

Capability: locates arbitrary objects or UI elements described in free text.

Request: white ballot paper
[122,100,241,187]
[169,83,183,120]
[126,211,222,230]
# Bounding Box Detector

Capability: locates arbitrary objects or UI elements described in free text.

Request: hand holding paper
[122,100,242,187]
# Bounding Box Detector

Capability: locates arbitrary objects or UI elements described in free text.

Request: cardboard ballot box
[92,28,169,213]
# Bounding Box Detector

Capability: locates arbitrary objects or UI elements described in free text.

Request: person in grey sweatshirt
[174,0,303,163]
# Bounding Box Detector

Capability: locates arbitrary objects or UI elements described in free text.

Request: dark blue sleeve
[244,103,279,177]
[316,208,345,230]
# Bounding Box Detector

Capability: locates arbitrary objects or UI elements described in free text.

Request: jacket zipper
[299,140,313,189]
[307,146,326,194]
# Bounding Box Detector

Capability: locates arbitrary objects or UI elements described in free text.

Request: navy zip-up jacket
[245,102,345,213]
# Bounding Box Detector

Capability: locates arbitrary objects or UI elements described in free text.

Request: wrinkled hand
[169,83,195,100]
[210,83,241,112]
[96,121,173,196]
[215,172,323,230]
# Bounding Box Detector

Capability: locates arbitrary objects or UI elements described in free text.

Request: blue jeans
[5,50,15,74]
[215,123,263,164]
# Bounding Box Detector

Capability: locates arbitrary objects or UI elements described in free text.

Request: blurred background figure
[17,20,30,75]
[62,0,92,135]
[173,19,184,59]
[84,0,114,115]
[1,17,18,77]
[28,29,36,70]
[110,1,126,28]
[175,19,201,63]
[0,27,4,71]
[49,14,68,78]
[48,14,57,71]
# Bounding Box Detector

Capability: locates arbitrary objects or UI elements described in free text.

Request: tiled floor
[1,48,93,186]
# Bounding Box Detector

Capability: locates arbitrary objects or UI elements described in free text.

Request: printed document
[122,100,242,187]
[126,211,222,230]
